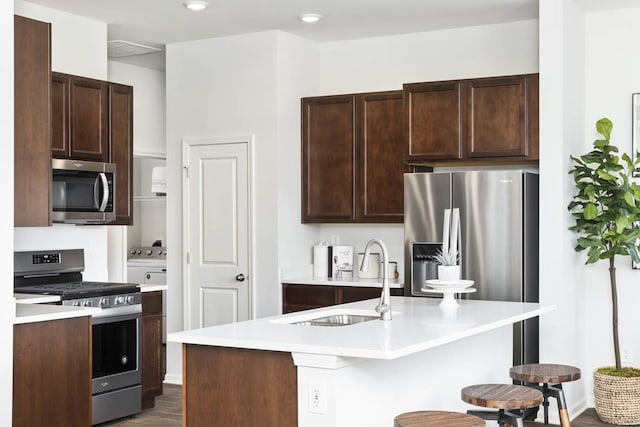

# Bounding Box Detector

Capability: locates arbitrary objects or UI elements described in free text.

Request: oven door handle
[91,304,142,321]
[98,172,109,212]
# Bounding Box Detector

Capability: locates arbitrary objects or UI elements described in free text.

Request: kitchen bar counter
[281,277,403,288]
[170,297,554,427]
[14,302,98,325]
[169,297,551,359]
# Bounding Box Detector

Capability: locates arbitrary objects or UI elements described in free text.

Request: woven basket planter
[594,369,640,425]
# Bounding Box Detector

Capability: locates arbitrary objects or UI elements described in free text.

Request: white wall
[13,2,111,281]
[108,61,166,157]
[275,32,319,277]
[315,20,539,94]
[582,6,640,406]
[539,0,588,417]
[14,1,106,79]
[0,1,14,423]
[165,30,281,383]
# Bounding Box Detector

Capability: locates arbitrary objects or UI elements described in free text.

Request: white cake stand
[421,287,476,309]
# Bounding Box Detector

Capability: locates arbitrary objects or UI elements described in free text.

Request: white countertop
[169,297,553,360]
[14,303,99,325]
[14,293,61,304]
[282,277,404,289]
[139,284,168,293]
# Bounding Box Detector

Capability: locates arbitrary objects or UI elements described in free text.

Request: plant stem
[609,256,622,371]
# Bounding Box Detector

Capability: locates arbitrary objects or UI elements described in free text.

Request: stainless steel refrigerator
[404,170,539,366]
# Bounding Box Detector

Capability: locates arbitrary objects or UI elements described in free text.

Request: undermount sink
[270,308,384,327]
[293,313,379,326]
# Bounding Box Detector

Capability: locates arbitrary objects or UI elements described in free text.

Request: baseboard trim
[163,373,183,385]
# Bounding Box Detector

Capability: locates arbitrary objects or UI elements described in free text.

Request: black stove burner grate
[16,281,140,300]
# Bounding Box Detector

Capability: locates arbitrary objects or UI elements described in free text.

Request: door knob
[235,273,246,282]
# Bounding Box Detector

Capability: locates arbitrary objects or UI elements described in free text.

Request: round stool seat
[461,384,543,411]
[510,363,581,384]
[394,410,485,427]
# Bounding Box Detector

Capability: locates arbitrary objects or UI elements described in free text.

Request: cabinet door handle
[235,273,246,282]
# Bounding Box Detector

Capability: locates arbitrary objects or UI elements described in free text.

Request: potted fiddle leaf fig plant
[568,117,640,425]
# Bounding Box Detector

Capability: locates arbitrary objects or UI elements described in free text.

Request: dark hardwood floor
[102,385,621,426]
[100,384,181,426]
[524,408,629,426]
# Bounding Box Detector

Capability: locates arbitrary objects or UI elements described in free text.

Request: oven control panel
[62,292,141,309]
[32,252,60,264]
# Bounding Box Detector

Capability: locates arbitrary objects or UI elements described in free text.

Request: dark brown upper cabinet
[14,15,52,227]
[404,80,463,161]
[52,72,109,162]
[404,73,539,164]
[302,91,407,224]
[356,91,410,222]
[109,83,134,225]
[302,95,356,223]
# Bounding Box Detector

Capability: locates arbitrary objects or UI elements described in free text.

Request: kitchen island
[169,297,553,427]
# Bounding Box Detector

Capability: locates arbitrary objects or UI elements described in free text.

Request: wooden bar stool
[394,410,485,427]
[510,363,581,427]
[461,384,543,427]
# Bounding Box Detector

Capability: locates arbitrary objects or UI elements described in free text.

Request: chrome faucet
[360,238,391,320]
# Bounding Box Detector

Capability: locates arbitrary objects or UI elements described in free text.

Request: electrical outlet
[622,346,633,364]
[308,381,326,414]
[331,234,340,246]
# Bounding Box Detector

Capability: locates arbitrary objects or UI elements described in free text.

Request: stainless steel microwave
[52,159,116,224]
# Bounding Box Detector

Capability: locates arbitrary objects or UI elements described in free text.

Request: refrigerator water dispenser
[411,242,441,296]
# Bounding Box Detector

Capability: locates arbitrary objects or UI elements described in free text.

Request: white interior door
[183,138,251,330]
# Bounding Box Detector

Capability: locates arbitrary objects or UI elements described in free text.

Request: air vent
[108,40,162,58]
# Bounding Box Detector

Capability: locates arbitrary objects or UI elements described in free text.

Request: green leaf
[584,203,598,219]
[615,215,630,234]
[624,191,636,207]
[596,118,613,140]
[594,139,609,149]
[597,169,616,181]
[587,247,603,263]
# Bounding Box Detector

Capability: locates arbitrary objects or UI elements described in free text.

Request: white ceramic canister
[357,253,380,279]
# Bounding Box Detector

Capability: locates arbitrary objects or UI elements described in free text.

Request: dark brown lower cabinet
[13,316,91,427]
[183,345,297,427]
[282,283,404,313]
[142,291,163,409]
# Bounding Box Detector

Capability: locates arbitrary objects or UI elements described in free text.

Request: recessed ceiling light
[183,0,209,11]
[299,13,322,24]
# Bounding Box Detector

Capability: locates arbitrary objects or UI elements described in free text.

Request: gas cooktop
[14,249,140,300]
[16,281,140,299]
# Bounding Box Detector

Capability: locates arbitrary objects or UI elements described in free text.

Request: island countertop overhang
[168,297,554,360]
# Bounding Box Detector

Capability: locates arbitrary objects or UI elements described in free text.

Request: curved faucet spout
[360,238,392,321]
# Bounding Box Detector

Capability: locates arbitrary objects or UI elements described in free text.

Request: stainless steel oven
[14,249,143,425]
[83,297,142,425]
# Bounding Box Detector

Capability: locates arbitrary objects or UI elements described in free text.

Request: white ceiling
[24,0,540,71]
